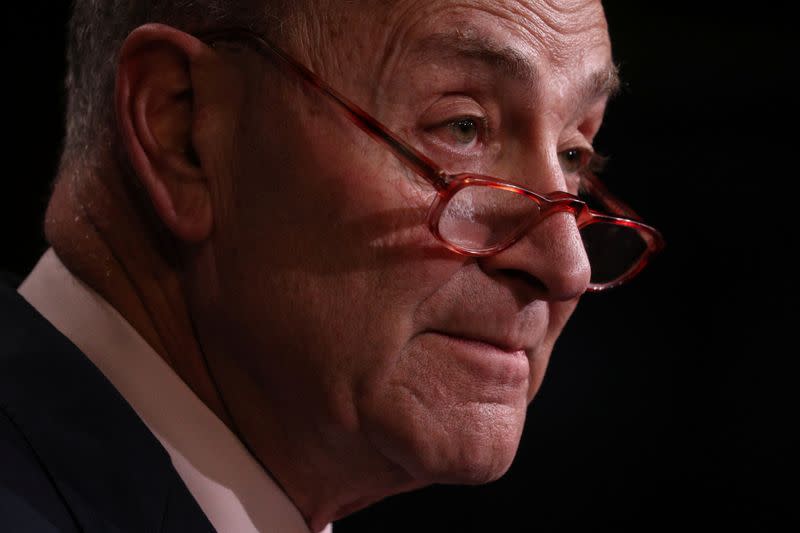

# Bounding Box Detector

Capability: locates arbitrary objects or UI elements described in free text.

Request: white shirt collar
[18,249,332,533]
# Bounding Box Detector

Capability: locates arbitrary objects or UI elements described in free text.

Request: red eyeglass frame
[197,28,665,291]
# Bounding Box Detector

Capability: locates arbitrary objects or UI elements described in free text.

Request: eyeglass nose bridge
[535,191,590,224]
[508,189,592,253]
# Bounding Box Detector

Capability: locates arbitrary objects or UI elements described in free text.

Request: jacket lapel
[0,284,215,532]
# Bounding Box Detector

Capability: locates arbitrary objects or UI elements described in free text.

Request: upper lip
[426,329,528,354]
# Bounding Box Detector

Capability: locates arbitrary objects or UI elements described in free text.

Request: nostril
[495,268,547,306]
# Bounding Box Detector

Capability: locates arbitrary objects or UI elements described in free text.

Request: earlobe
[116,24,214,243]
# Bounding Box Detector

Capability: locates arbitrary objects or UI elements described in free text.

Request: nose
[478,210,592,302]
[478,148,592,302]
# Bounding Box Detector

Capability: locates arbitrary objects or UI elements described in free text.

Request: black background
[2,3,796,531]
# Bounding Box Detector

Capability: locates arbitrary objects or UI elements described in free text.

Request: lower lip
[425,332,529,385]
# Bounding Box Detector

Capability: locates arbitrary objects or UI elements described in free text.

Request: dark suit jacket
[0,282,215,532]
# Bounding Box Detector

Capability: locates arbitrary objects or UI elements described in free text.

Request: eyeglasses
[198,28,664,291]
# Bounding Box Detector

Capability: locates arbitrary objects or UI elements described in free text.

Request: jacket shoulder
[0,282,216,532]
[0,406,78,532]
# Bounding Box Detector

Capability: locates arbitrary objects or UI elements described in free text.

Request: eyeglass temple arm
[581,171,644,221]
[581,172,666,253]
[197,28,448,190]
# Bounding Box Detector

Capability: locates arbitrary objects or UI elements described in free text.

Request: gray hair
[61,0,293,173]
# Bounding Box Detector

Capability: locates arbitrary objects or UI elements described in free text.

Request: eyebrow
[411,28,621,105]
[413,29,537,83]
[580,63,621,104]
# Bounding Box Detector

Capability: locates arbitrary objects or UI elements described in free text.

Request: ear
[116,23,214,243]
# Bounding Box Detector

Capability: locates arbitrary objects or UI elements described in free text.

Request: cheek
[209,129,469,423]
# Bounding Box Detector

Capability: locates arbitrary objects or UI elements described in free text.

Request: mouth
[422,330,530,386]
[439,333,526,357]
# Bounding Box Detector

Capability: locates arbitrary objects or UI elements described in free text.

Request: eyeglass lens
[436,184,649,287]
[438,185,540,252]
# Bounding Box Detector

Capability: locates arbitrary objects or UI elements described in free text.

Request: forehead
[380,0,609,60]
[320,0,613,99]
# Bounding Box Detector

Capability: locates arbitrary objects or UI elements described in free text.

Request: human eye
[429,115,489,153]
[559,147,608,194]
[558,147,610,175]
[558,147,592,174]
[419,95,493,161]
[443,116,484,146]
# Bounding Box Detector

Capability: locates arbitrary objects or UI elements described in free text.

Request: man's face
[193,0,613,486]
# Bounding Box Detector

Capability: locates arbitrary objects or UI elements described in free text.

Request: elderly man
[1,0,662,531]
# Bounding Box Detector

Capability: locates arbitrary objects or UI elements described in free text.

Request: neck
[45,167,233,428]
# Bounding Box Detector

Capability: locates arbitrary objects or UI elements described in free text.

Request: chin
[367,398,527,487]
[430,417,524,486]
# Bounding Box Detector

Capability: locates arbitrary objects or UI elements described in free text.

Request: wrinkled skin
[184,0,614,527]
